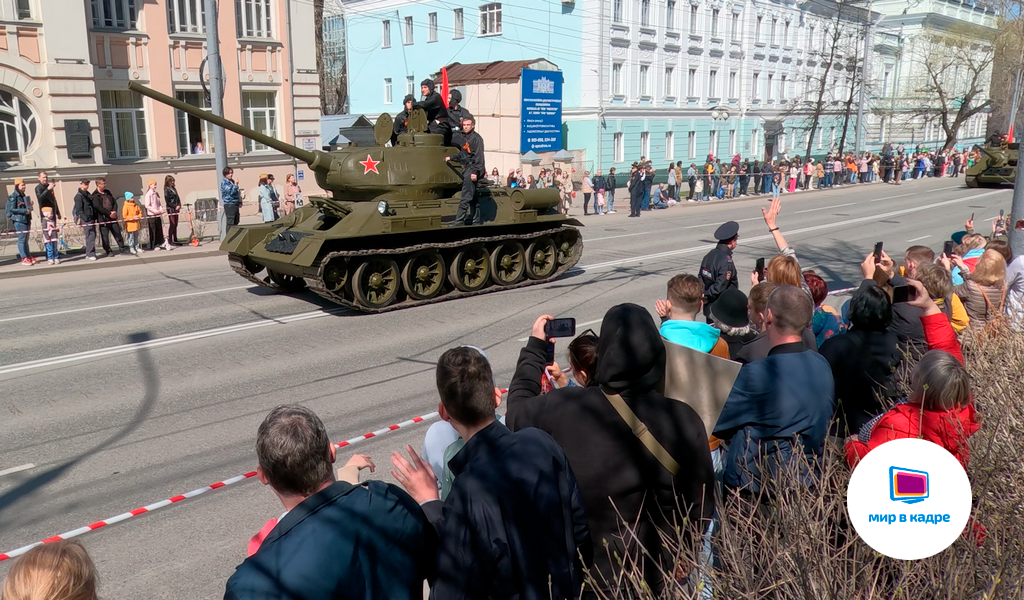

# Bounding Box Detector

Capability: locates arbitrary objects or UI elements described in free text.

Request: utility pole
[204,0,229,241]
[1010,62,1024,257]
[596,0,605,172]
[854,2,877,155]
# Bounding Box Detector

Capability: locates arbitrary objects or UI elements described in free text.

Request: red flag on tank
[441,67,450,109]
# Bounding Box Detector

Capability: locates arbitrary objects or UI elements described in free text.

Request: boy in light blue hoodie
[656,274,730,357]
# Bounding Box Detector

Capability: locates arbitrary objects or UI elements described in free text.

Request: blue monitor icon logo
[890,467,929,504]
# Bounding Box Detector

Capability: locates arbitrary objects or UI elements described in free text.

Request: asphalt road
[0,176,1012,599]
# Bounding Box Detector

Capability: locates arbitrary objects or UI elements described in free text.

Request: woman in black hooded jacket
[506,304,714,596]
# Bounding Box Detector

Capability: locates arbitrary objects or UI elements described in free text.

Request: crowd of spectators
[4,194,1021,599]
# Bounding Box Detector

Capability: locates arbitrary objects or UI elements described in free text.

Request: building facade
[1,0,320,218]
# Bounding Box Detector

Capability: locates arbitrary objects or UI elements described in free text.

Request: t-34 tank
[128,82,583,312]
[966,142,1017,188]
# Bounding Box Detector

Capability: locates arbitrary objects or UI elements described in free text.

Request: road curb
[0,249,226,280]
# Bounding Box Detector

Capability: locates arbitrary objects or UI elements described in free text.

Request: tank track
[228,225,583,314]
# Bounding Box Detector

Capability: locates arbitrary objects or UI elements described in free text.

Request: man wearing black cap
[415,79,449,136]
[699,221,739,322]
[445,89,473,148]
[391,94,416,145]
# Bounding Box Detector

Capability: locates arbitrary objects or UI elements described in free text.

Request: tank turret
[128,81,584,313]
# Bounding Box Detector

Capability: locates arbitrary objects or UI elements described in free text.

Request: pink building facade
[1,0,321,218]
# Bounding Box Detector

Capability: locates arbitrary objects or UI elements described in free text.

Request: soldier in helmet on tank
[699,221,740,322]
[415,78,449,137]
[391,94,416,146]
[445,115,485,227]
[445,89,473,148]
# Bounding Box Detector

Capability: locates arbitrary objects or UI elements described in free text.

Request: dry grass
[587,329,1024,599]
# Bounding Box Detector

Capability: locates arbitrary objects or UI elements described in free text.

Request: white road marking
[516,318,603,342]
[795,202,855,214]
[0,189,1007,376]
[0,463,35,478]
[683,215,764,229]
[0,285,251,324]
[907,235,932,242]
[870,193,916,202]
[585,232,650,242]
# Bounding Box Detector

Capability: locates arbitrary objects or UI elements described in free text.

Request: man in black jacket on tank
[506,304,715,596]
[445,116,485,226]
[415,78,449,137]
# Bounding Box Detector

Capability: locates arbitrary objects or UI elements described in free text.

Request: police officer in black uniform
[699,221,740,322]
[445,115,485,226]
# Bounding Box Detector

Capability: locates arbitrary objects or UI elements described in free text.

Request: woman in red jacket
[846,279,979,469]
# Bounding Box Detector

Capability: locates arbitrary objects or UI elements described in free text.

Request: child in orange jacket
[121,191,143,256]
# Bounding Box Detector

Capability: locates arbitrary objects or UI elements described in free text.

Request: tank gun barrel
[128,81,323,166]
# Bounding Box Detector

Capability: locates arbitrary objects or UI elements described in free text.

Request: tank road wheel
[554,230,579,266]
[490,241,526,286]
[525,236,557,280]
[449,245,490,292]
[352,258,400,308]
[268,269,307,291]
[402,251,446,300]
[322,258,349,293]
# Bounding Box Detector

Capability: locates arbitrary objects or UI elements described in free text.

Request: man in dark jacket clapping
[392,347,591,600]
[506,304,714,595]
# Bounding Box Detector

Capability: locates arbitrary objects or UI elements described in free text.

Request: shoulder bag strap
[603,391,680,476]
[999,286,1007,313]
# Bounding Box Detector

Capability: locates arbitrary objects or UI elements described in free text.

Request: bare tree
[315,0,348,115]
[906,29,995,150]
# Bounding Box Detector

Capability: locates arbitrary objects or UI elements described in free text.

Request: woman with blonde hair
[953,249,1006,333]
[2,541,99,600]
[282,173,301,215]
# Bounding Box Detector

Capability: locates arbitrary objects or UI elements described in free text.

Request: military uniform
[414,79,449,137]
[391,95,416,146]
[445,89,473,148]
[700,221,739,322]
[451,128,485,226]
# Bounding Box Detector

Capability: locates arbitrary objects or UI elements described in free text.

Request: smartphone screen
[891,285,914,304]
[873,241,884,263]
[1000,209,1005,217]
[545,342,556,365]
[943,241,954,257]
[544,318,577,339]
[755,257,765,282]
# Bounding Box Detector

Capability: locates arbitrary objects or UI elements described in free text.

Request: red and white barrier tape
[0,410,442,562]
[0,214,184,238]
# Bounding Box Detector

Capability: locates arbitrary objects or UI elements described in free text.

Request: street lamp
[709,107,730,159]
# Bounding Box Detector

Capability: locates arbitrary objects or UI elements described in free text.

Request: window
[640,0,650,27]
[665,67,674,98]
[729,130,736,155]
[766,74,774,101]
[770,17,777,44]
[0,90,38,162]
[709,130,717,156]
[752,72,760,98]
[404,16,413,44]
[830,126,836,147]
[241,91,276,152]
[666,0,675,31]
[406,76,415,96]
[728,71,737,98]
[641,131,650,157]
[711,9,719,37]
[612,62,623,95]
[453,9,464,38]
[382,20,391,48]
[731,12,739,40]
[780,74,787,101]
[90,0,137,29]
[639,65,649,97]
[428,12,437,42]
[167,0,204,33]
[235,0,272,38]
[613,0,623,23]
[688,131,696,158]
[383,78,392,104]
[690,4,697,34]
[480,3,501,35]
[783,21,790,46]
[174,91,214,157]
[882,69,891,97]
[807,26,814,52]
[751,129,759,154]
[100,90,147,159]
[665,132,675,160]
[687,68,697,96]
[5,0,31,19]
[817,128,823,148]
[614,132,624,162]
[708,69,717,98]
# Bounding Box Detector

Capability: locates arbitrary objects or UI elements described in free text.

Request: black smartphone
[1000,209,1005,218]
[755,257,765,282]
[891,285,914,304]
[544,318,577,339]
[873,241,884,264]
[970,212,975,222]
[545,342,556,365]
[943,240,955,257]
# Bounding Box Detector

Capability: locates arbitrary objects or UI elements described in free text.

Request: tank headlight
[377,201,389,216]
